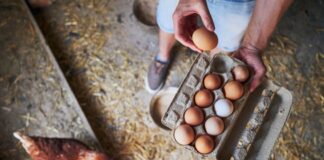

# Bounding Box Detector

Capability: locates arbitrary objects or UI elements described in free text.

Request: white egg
[214,99,234,117]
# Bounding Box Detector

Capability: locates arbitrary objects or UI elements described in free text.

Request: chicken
[14,131,110,160]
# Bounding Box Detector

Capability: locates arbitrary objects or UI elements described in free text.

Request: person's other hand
[173,0,214,53]
[233,45,266,92]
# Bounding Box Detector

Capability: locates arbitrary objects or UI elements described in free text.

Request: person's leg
[155,0,179,62]
[157,30,176,62]
[145,0,179,93]
[207,0,256,54]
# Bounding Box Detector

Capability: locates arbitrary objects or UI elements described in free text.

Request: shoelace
[154,62,166,74]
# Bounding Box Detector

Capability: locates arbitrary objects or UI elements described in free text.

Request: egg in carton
[162,52,252,159]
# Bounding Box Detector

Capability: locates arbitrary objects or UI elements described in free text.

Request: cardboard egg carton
[232,89,275,160]
[162,53,251,158]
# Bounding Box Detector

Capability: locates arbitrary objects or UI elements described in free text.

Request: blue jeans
[156,0,256,52]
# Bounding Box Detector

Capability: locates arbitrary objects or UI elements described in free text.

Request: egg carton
[161,53,251,159]
[231,89,275,160]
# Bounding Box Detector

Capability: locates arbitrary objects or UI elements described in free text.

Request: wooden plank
[0,0,102,159]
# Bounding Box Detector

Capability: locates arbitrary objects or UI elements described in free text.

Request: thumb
[195,3,214,31]
[249,67,266,92]
[249,77,262,92]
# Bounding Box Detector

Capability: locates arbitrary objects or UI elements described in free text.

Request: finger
[173,18,202,52]
[177,34,202,53]
[249,67,266,92]
[175,32,202,53]
[187,18,198,36]
[174,23,201,52]
[173,8,186,39]
[249,76,262,92]
[186,41,202,53]
[232,51,242,59]
[195,2,214,31]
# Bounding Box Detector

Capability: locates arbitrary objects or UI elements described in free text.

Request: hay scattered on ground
[264,35,323,160]
[34,1,195,159]
[33,0,323,159]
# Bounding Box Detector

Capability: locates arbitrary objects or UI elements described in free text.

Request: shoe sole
[144,76,164,94]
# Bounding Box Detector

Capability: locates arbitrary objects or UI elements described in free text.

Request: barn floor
[0,0,101,159]
[0,0,323,159]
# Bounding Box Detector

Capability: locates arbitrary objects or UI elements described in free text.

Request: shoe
[145,57,170,94]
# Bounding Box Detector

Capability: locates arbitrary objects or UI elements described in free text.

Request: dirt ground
[0,0,101,159]
[32,0,323,159]
[269,1,323,159]
[0,0,322,159]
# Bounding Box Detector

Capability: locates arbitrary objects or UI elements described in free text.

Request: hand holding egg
[192,27,218,52]
[232,65,250,82]
[233,46,266,92]
[172,0,215,53]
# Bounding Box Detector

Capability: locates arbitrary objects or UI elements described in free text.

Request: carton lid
[219,80,293,159]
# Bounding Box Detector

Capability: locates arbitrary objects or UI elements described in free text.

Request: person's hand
[173,0,214,53]
[233,45,266,92]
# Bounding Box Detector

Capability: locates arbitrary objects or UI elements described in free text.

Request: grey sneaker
[145,58,170,94]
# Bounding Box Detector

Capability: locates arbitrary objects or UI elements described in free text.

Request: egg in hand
[192,27,218,51]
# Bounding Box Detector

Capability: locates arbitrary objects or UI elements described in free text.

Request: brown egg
[195,89,214,108]
[204,74,222,90]
[192,27,218,51]
[224,81,244,100]
[184,107,204,126]
[232,65,250,82]
[205,116,224,136]
[195,135,215,154]
[174,124,195,145]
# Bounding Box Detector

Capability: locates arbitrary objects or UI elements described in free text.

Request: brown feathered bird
[14,131,110,160]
